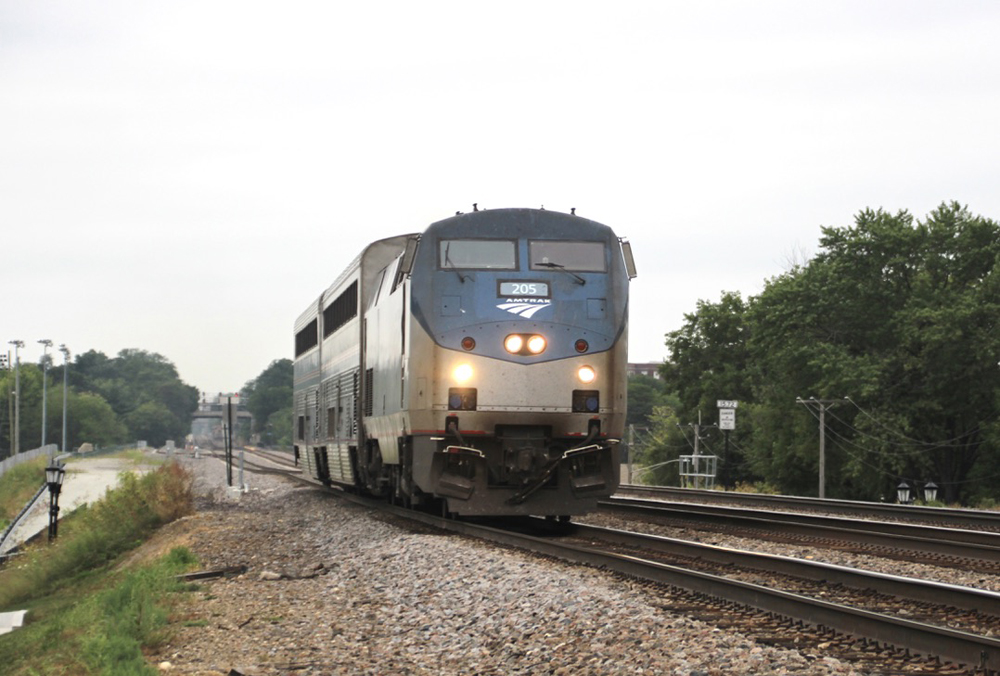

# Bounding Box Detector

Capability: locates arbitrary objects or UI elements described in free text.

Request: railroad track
[199,447,300,477]
[366,501,1000,674]
[600,495,1000,573]
[567,522,1000,634]
[619,483,1000,532]
[225,449,1000,674]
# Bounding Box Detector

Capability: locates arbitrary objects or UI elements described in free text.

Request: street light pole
[38,339,53,448]
[8,340,23,454]
[45,460,66,541]
[60,344,70,454]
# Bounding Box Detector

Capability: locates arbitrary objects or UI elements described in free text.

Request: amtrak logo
[497,298,552,318]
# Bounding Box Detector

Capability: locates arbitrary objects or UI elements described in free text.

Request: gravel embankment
[152,457,871,675]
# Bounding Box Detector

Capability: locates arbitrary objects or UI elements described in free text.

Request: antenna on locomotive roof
[473,203,478,212]
[540,205,545,210]
[571,207,576,215]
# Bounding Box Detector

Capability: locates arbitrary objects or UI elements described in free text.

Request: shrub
[733,481,781,495]
[0,461,194,609]
[0,546,199,676]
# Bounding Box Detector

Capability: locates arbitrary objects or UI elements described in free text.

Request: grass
[0,461,197,675]
[0,457,48,532]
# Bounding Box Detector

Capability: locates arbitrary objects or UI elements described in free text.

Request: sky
[2,1,999,395]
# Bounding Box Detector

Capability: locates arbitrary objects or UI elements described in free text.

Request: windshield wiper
[536,261,585,285]
[443,243,470,283]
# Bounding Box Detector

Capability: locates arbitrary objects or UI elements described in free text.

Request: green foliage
[72,391,129,446]
[0,457,47,530]
[266,406,294,448]
[124,401,183,448]
[626,374,673,428]
[243,359,293,447]
[661,291,755,487]
[630,405,685,486]
[661,202,1000,505]
[2,348,197,452]
[0,462,194,609]
[733,481,780,495]
[0,546,198,676]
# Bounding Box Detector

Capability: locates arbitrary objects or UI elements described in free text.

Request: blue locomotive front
[293,207,636,517]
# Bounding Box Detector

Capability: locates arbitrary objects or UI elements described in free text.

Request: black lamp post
[924,481,939,503]
[896,481,911,505]
[45,461,66,541]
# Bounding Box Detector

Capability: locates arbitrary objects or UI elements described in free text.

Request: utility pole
[796,397,843,499]
[678,412,717,489]
[39,339,52,448]
[8,340,23,454]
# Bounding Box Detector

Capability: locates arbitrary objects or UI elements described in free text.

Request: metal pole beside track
[226,396,233,486]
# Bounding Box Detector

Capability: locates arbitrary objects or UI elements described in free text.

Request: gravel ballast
[152,456,873,675]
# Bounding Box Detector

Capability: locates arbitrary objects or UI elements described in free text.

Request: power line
[844,396,982,447]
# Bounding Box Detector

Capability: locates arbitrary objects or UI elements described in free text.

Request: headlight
[577,365,596,384]
[454,364,474,383]
[526,335,546,354]
[505,333,547,355]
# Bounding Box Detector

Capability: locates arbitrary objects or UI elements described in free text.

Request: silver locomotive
[293,207,636,516]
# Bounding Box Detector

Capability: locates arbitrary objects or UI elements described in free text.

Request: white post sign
[717,400,738,431]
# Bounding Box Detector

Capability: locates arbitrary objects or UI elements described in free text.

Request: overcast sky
[3,1,999,395]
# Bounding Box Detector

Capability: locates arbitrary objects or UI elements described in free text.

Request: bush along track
[0,461,197,676]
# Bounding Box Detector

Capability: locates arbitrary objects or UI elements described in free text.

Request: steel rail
[354,496,1000,671]
[619,484,1000,531]
[602,496,1000,564]
[233,462,1000,671]
[572,522,1000,615]
[0,483,47,559]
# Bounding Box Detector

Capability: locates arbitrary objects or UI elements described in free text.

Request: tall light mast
[39,339,53,448]
[8,340,23,454]
[60,344,70,454]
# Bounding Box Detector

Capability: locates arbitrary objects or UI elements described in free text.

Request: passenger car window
[439,239,517,270]
[529,241,606,272]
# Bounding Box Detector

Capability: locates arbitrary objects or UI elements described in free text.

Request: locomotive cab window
[439,239,516,270]
[529,241,606,272]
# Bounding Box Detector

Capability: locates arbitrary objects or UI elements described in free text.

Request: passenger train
[293,207,636,517]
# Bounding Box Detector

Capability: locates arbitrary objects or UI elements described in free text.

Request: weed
[0,462,194,609]
[0,457,47,525]
[0,546,199,676]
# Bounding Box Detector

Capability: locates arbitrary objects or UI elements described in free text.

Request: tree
[242,359,293,445]
[124,401,183,447]
[65,349,198,444]
[71,391,128,447]
[661,291,755,487]
[661,202,1000,504]
[626,374,672,428]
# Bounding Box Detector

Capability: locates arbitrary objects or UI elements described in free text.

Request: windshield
[529,241,606,272]
[439,239,517,270]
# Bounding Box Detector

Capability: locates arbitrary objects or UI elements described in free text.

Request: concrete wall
[0,445,58,480]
